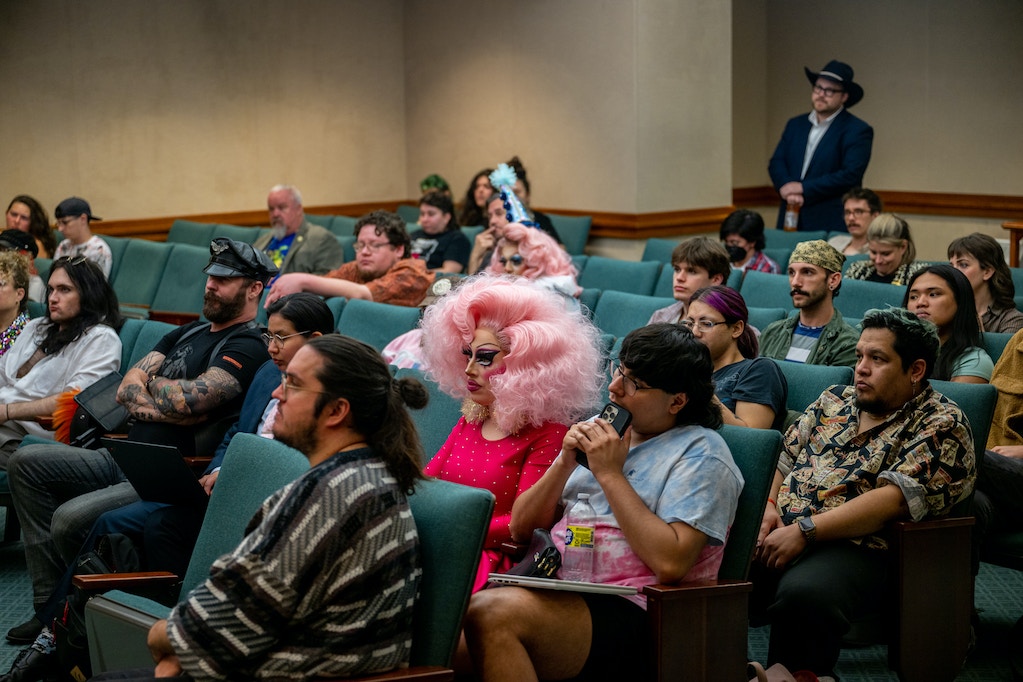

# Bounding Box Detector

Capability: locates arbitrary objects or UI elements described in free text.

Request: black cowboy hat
[804,60,864,107]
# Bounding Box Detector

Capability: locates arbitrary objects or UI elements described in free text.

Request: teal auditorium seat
[112,240,173,315]
[762,248,791,270]
[577,256,660,296]
[98,236,129,282]
[641,237,680,263]
[329,215,358,238]
[336,299,421,351]
[27,300,46,318]
[653,264,674,298]
[570,254,589,275]
[841,252,869,273]
[396,204,420,223]
[578,288,600,318]
[35,258,53,278]
[213,223,262,244]
[834,278,906,320]
[591,290,674,338]
[336,234,356,262]
[642,425,782,681]
[147,243,212,320]
[982,331,1014,363]
[763,229,829,249]
[85,435,494,680]
[746,307,789,333]
[394,367,462,462]
[125,319,177,368]
[461,226,483,245]
[771,359,854,429]
[323,297,346,326]
[545,213,591,255]
[166,220,216,246]
[304,213,333,229]
[726,268,744,290]
[1010,267,1023,295]
[738,271,791,309]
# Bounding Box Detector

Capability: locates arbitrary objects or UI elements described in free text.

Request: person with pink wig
[486,222,580,310]
[686,285,788,431]
[419,277,604,592]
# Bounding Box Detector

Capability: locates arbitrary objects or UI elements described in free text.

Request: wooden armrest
[644,579,751,682]
[183,456,213,474]
[340,666,453,681]
[72,571,180,592]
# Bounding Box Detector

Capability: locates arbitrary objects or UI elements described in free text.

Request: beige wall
[734,0,1023,196]
[0,0,406,220]
[2,0,1019,235]
[404,0,731,214]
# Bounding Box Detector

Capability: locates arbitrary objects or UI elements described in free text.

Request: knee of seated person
[465,588,534,639]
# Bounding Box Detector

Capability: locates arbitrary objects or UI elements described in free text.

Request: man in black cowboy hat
[768,60,874,233]
[3,238,276,663]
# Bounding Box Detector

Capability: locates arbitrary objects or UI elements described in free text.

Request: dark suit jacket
[768,109,873,233]
[205,360,280,473]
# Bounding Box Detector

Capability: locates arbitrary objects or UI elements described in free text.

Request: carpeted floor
[1,509,1021,679]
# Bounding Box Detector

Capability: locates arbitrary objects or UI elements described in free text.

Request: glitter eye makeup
[463,347,501,367]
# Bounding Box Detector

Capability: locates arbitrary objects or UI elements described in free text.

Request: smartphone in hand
[576,402,633,469]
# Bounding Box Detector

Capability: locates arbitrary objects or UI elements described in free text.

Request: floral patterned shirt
[778,384,975,550]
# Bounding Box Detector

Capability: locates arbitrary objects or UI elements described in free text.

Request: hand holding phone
[576,403,633,469]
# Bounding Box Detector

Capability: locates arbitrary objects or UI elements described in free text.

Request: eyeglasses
[55,255,89,267]
[498,254,524,267]
[609,362,656,397]
[353,240,393,253]
[812,84,844,97]
[262,330,310,348]
[844,208,873,217]
[680,318,730,333]
[279,372,329,400]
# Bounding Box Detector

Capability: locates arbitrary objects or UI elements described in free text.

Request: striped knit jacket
[167,448,421,680]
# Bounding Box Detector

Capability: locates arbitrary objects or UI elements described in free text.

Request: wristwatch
[797,516,817,543]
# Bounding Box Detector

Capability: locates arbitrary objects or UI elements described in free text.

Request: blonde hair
[867,213,916,265]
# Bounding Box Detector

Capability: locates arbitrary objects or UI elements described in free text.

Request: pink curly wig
[485,223,577,279]
[420,276,604,433]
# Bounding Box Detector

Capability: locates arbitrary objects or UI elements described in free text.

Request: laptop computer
[487,573,637,595]
[103,438,209,507]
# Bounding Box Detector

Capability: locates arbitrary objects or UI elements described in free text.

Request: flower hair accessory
[488,163,540,229]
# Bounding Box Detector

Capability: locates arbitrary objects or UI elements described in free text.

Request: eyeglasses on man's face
[262,330,310,348]
[608,362,656,397]
[812,83,844,97]
[278,372,329,400]
[844,208,872,218]
[353,240,393,253]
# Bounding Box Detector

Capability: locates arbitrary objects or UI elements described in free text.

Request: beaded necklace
[0,312,29,357]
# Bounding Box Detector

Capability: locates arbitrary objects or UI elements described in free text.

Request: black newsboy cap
[203,237,278,285]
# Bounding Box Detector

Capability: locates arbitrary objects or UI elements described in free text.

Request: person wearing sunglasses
[768,60,873,233]
[485,221,581,310]
[419,277,604,593]
[52,197,113,278]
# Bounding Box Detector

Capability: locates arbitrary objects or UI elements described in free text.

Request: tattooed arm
[117,352,242,424]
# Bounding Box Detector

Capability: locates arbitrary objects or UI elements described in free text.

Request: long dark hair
[457,168,493,227]
[7,195,56,256]
[40,258,123,355]
[306,335,426,493]
[902,264,981,381]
